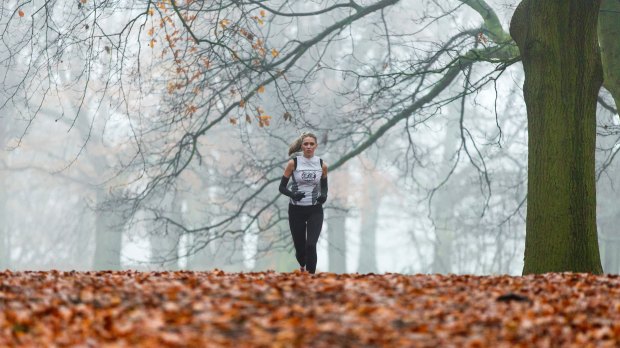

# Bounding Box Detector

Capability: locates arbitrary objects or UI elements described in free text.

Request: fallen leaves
[1,271,620,346]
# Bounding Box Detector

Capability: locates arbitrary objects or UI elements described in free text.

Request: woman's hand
[292,192,305,201]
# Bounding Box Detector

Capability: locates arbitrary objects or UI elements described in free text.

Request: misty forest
[1,0,620,276]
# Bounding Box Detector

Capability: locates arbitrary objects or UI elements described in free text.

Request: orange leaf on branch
[219,19,230,29]
[258,115,271,127]
[167,82,176,94]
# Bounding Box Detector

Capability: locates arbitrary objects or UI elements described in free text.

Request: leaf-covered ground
[1,270,619,347]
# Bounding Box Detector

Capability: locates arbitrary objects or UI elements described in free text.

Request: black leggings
[288,204,324,274]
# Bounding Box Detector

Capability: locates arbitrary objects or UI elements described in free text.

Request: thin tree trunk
[93,188,123,270]
[0,168,9,269]
[430,112,459,274]
[149,232,180,270]
[0,80,12,270]
[208,225,246,272]
[327,167,349,273]
[357,177,379,274]
[431,220,453,274]
[186,197,215,270]
[599,220,620,274]
[327,200,347,273]
[510,0,603,274]
[149,192,182,270]
[187,236,215,270]
[254,215,297,272]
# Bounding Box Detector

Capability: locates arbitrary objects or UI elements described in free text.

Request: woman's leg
[305,205,324,274]
[288,205,307,268]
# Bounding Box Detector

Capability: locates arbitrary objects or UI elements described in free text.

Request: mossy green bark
[599,0,620,112]
[510,0,603,274]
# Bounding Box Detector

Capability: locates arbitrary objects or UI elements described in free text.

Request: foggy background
[1,0,618,275]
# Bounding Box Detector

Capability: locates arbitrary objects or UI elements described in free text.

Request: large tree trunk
[510,0,603,274]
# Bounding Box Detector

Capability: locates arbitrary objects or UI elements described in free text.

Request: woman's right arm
[283,159,294,178]
[279,160,304,201]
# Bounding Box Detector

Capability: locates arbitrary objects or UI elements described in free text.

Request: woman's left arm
[318,162,328,203]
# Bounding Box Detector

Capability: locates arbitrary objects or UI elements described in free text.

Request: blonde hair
[288,132,318,156]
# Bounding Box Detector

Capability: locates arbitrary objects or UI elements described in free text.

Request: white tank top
[289,155,323,206]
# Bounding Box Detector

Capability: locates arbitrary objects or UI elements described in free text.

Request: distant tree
[326,168,350,274]
[596,100,620,274]
[0,122,9,269]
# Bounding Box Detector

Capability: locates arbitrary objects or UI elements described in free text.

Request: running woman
[278,132,328,274]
